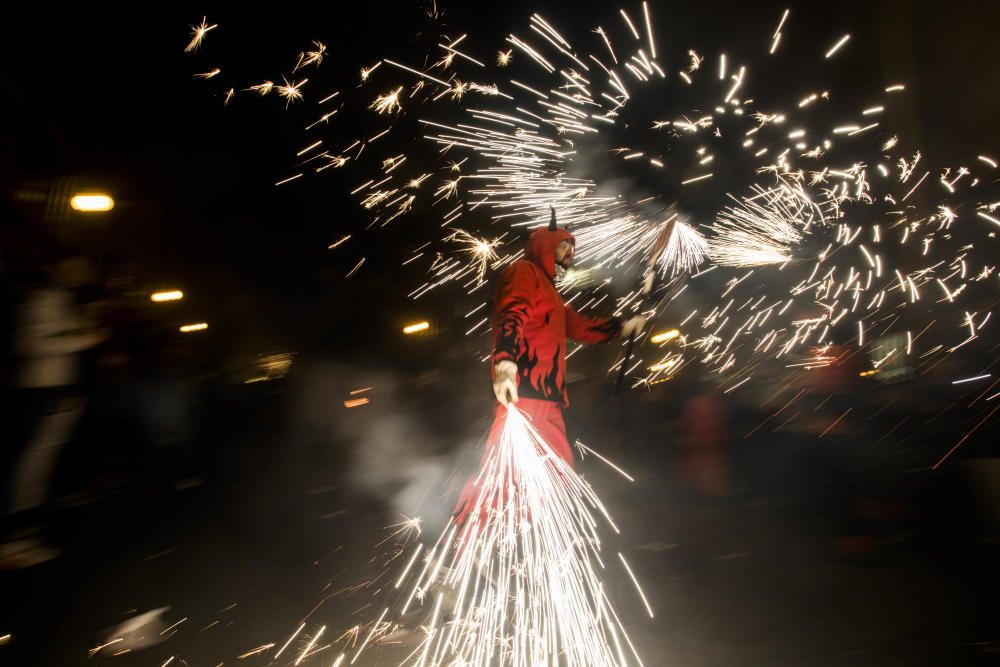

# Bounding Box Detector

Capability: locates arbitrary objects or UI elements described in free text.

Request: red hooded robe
[453,225,622,526]
[491,225,622,407]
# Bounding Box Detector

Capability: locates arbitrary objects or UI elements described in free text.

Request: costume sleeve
[564,303,622,344]
[491,263,537,367]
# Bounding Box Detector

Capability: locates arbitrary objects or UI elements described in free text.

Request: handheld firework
[614,212,678,394]
[383,405,647,666]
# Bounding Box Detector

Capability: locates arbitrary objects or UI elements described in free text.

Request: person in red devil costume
[452,209,647,525]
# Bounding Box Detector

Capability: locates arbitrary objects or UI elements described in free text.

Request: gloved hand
[493,360,519,407]
[621,315,648,339]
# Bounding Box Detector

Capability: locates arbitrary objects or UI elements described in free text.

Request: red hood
[524,226,574,280]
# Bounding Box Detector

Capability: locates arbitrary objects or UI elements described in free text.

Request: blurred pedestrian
[0,255,106,569]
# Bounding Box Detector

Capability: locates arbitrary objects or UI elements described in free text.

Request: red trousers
[452,398,572,526]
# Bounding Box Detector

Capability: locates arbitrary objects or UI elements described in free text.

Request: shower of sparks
[708,184,809,267]
[190,0,999,486]
[185,17,217,53]
[349,406,644,666]
[661,220,710,276]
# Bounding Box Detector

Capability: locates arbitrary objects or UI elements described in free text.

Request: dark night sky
[3,1,999,365]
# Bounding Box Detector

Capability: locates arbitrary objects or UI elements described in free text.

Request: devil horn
[548,206,558,231]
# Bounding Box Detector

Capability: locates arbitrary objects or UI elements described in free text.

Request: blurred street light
[69,193,115,212]
[151,290,184,302]
[650,329,680,344]
[403,321,430,334]
[179,322,208,333]
[344,398,370,408]
[244,352,293,384]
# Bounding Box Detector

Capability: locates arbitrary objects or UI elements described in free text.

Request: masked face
[554,239,575,269]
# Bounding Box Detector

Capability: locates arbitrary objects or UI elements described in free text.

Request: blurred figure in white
[98,607,171,655]
[0,256,106,569]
